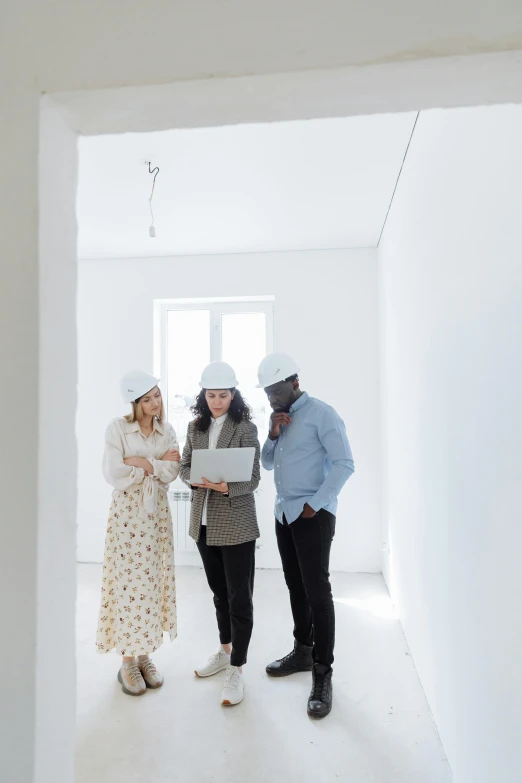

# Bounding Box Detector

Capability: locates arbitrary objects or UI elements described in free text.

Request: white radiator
[168,489,196,552]
[168,487,263,555]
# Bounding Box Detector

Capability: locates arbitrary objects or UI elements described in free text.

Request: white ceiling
[77,113,416,258]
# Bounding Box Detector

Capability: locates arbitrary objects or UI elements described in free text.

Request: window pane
[167,309,210,449]
[221,312,268,432]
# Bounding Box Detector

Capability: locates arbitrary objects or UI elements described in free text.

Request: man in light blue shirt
[258,352,354,719]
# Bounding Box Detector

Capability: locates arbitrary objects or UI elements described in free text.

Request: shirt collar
[123,419,140,433]
[289,391,309,414]
[211,413,228,426]
[153,418,165,435]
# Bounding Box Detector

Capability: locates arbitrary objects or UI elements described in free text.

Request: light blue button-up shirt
[261,392,354,524]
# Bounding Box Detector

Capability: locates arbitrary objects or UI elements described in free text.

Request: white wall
[35,101,78,783]
[25,2,522,94]
[77,249,380,573]
[0,69,39,783]
[379,104,522,783]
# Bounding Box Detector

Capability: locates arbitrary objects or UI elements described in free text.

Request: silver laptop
[189,447,255,485]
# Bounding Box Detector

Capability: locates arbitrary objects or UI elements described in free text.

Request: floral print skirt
[96,484,177,656]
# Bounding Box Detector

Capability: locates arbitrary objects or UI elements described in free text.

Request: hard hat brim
[123,378,160,403]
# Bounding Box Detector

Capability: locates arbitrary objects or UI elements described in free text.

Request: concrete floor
[76,564,451,783]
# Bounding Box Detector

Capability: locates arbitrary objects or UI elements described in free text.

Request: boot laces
[279,648,298,665]
[312,671,329,700]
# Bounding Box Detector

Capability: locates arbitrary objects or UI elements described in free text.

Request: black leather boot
[307,663,333,718]
[266,640,314,677]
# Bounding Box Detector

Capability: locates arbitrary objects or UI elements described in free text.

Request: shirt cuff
[132,466,146,485]
[152,459,163,478]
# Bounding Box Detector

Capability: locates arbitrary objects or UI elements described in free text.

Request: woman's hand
[124,456,154,474]
[193,477,229,494]
[161,449,180,462]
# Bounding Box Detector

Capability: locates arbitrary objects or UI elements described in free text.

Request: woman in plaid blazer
[179,361,260,706]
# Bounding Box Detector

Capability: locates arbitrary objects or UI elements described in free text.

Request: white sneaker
[195,647,231,678]
[138,656,164,689]
[221,665,244,706]
[117,662,146,696]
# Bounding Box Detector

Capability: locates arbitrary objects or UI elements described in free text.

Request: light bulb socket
[149,225,156,238]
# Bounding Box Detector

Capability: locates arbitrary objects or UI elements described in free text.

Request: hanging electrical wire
[147,161,159,237]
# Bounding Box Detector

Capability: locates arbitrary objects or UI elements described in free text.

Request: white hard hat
[199,361,238,389]
[121,370,160,404]
[256,353,300,388]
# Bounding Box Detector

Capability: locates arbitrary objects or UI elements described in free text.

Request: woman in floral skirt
[96,370,180,696]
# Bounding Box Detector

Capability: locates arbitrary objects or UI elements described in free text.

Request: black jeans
[275,508,336,667]
[196,526,256,667]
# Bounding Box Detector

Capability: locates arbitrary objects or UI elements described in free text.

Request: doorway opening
[39,52,522,783]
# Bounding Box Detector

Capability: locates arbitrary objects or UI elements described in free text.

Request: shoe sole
[307,706,332,719]
[266,665,313,678]
[194,664,230,678]
[222,688,245,706]
[117,669,146,696]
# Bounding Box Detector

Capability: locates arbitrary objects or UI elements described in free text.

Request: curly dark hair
[191,388,252,432]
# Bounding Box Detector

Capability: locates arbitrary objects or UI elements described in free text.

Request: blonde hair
[124,387,165,424]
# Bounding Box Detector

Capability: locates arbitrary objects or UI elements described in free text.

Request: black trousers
[196,526,256,667]
[275,508,336,667]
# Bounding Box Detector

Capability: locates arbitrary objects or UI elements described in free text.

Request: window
[156,298,274,455]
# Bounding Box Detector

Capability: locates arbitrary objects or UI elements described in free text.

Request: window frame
[155,296,274,434]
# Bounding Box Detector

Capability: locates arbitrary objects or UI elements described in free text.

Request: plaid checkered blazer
[180,416,261,547]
